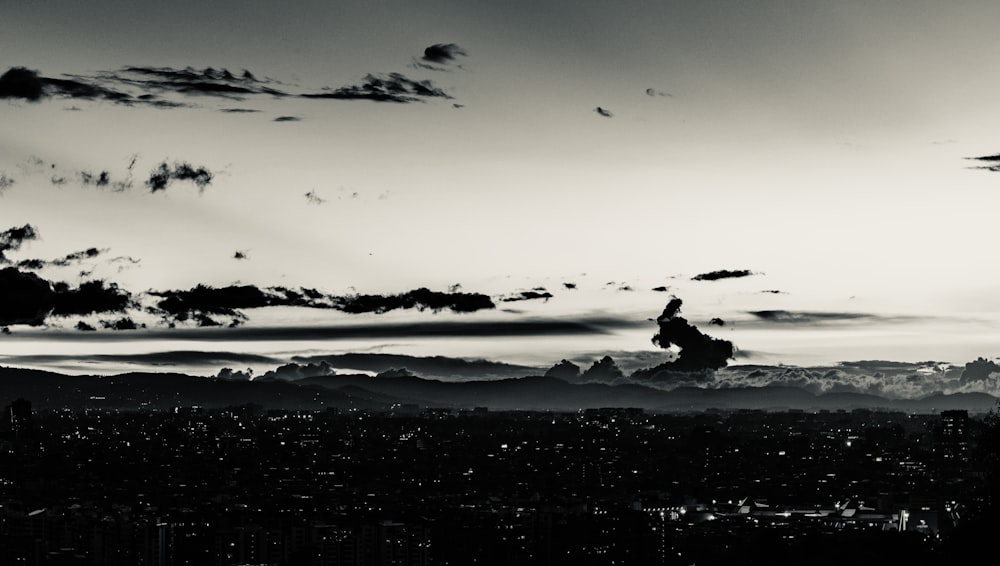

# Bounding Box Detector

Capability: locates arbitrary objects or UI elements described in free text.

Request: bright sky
[3,1,1000,380]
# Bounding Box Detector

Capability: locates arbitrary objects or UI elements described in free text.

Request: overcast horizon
[4,1,1000,399]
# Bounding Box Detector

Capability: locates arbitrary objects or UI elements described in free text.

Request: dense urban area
[2,399,999,565]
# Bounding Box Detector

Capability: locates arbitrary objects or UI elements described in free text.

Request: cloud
[967,153,1000,172]
[422,43,467,64]
[220,108,260,113]
[594,107,613,118]
[562,282,577,290]
[304,73,451,103]
[412,43,468,71]
[145,161,213,192]
[959,357,1000,384]
[645,88,673,97]
[545,359,582,381]
[258,361,338,382]
[0,66,171,106]
[334,288,494,314]
[150,284,282,325]
[105,66,287,98]
[691,269,754,281]
[0,173,14,193]
[101,317,141,330]
[709,317,726,326]
[636,297,736,373]
[233,250,248,260]
[501,290,554,303]
[147,284,493,325]
[652,286,670,292]
[0,224,39,263]
[17,247,107,270]
[748,310,874,324]
[304,190,326,205]
[0,267,54,325]
[290,353,539,380]
[581,355,624,382]
[273,115,300,122]
[2,350,279,368]
[0,67,44,100]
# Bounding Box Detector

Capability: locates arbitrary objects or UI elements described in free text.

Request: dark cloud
[582,355,624,382]
[51,279,133,317]
[545,359,582,381]
[0,173,14,193]
[3,350,278,368]
[0,266,131,326]
[967,153,1000,172]
[18,315,644,342]
[220,108,260,113]
[748,310,873,323]
[691,269,754,281]
[101,317,141,330]
[645,88,673,97]
[0,267,54,325]
[594,107,613,118]
[501,290,554,303]
[290,354,539,380]
[145,162,213,192]
[651,286,670,292]
[334,288,494,314]
[960,357,1000,384]
[640,297,736,372]
[0,66,164,106]
[422,43,467,64]
[0,67,44,100]
[150,284,280,324]
[709,317,726,326]
[760,289,785,294]
[412,43,468,71]
[233,250,248,260]
[75,321,96,332]
[0,224,39,263]
[304,73,451,103]
[273,116,300,122]
[562,282,577,290]
[19,247,107,270]
[14,259,46,270]
[258,361,338,382]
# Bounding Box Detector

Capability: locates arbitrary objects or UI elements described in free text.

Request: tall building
[937,409,969,465]
[1,398,33,441]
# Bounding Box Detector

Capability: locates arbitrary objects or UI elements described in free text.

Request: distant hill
[1,366,996,413]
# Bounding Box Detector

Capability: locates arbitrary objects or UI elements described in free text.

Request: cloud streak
[303,73,451,103]
[692,269,755,281]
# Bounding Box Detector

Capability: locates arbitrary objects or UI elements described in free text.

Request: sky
[3,1,1000,396]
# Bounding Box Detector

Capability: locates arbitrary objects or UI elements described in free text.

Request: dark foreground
[2,403,998,565]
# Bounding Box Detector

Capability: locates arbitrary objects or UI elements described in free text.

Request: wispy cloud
[747,310,875,324]
[303,73,451,103]
[966,152,1000,172]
